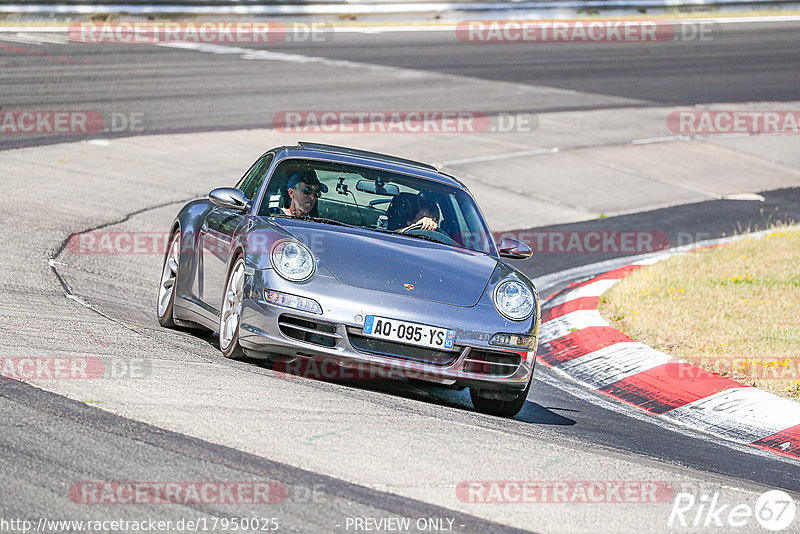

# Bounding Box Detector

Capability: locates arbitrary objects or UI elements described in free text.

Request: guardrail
[2,0,799,15]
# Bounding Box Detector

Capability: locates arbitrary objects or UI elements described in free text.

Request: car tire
[470,379,532,418]
[219,256,246,360]
[157,230,181,328]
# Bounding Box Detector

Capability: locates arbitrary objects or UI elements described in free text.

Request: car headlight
[270,240,315,281]
[493,279,534,321]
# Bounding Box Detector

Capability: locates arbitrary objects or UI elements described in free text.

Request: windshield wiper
[305,216,356,227]
[271,214,355,228]
[386,230,449,245]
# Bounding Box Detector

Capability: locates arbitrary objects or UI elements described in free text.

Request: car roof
[273,142,467,190]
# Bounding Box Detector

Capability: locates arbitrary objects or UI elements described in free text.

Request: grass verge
[599,227,800,400]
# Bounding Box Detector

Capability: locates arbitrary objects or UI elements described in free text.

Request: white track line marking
[534,366,796,463]
[0,32,70,45]
[559,342,672,388]
[663,387,800,443]
[539,309,608,342]
[440,147,559,166]
[546,278,619,307]
[154,41,449,80]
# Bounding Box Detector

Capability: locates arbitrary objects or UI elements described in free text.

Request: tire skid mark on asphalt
[0,379,531,534]
[537,231,800,461]
[46,195,230,367]
[44,196,482,408]
[0,43,86,64]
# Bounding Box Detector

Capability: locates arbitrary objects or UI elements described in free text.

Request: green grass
[599,227,800,400]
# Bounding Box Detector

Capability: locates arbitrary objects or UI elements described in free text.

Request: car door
[198,152,274,314]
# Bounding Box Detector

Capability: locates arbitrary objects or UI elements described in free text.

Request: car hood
[275,219,498,307]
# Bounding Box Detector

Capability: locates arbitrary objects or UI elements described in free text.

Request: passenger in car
[386,193,439,232]
[386,192,417,231]
[412,196,440,231]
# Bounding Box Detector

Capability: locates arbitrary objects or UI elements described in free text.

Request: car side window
[237,153,274,201]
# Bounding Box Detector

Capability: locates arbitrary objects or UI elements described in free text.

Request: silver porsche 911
[157,142,539,417]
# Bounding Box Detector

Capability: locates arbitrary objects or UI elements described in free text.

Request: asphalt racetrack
[3,20,800,149]
[1,18,800,534]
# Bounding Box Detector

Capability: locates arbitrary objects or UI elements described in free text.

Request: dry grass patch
[599,228,800,400]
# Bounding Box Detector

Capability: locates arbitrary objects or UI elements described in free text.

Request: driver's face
[288,182,321,216]
[409,208,436,225]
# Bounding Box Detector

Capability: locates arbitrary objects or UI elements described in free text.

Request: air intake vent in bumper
[278,315,340,348]
[463,349,521,376]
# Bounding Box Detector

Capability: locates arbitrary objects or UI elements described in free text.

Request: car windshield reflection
[258,159,494,254]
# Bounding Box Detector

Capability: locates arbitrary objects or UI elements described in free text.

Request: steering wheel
[402,223,460,246]
[400,221,426,233]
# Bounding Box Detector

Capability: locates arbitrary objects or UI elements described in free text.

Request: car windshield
[257,158,495,254]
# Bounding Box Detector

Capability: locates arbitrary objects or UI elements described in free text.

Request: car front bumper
[238,273,538,392]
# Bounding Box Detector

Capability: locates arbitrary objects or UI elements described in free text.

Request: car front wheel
[157,231,180,328]
[470,379,532,418]
[219,257,246,360]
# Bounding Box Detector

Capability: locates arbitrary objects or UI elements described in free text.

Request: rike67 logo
[669,490,796,531]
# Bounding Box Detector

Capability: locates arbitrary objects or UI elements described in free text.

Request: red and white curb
[538,253,800,461]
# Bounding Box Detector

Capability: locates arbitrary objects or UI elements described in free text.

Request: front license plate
[362,316,456,350]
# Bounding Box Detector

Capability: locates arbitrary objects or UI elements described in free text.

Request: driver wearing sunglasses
[283,171,328,217]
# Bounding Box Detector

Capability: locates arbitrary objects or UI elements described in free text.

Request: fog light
[265,290,322,314]
[490,333,536,349]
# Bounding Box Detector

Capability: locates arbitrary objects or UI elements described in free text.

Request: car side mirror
[209,188,249,211]
[498,237,533,259]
